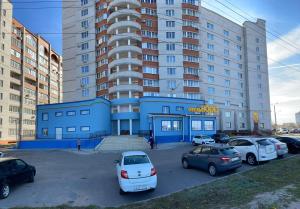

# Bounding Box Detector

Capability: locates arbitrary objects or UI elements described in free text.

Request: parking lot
[0,144,254,209]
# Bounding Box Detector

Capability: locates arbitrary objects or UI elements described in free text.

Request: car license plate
[136,185,147,191]
[231,157,239,162]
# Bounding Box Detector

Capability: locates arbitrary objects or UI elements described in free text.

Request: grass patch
[12,156,300,209]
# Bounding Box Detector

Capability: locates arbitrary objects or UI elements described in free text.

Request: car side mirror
[114,160,120,164]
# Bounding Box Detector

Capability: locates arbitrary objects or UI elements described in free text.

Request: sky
[11,0,300,125]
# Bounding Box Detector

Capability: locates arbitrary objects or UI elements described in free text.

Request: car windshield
[202,136,211,139]
[256,139,272,146]
[220,147,238,155]
[124,155,150,165]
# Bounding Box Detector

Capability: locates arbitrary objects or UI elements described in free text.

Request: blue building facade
[34,97,217,145]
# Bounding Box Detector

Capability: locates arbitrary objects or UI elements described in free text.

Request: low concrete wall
[18,138,102,149]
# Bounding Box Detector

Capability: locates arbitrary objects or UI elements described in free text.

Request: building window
[67,127,76,132]
[162,106,170,114]
[192,121,201,131]
[207,22,214,30]
[166,21,175,27]
[166,0,174,4]
[225,112,231,118]
[204,121,214,130]
[42,128,48,136]
[224,30,229,36]
[80,110,90,115]
[166,43,175,51]
[166,32,175,39]
[176,106,184,111]
[240,123,246,129]
[260,123,265,129]
[167,68,176,75]
[67,111,76,116]
[173,121,182,131]
[168,80,176,89]
[81,9,88,16]
[81,126,90,132]
[55,112,63,117]
[42,113,48,121]
[166,9,175,16]
[208,65,214,72]
[162,121,172,131]
[208,87,215,94]
[226,122,232,129]
[81,66,89,73]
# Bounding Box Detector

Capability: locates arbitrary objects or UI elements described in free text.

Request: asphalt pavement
[1,144,252,209]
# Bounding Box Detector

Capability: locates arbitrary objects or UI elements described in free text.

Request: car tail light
[121,170,128,179]
[151,168,157,176]
[220,157,231,162]
[276,144,281,150]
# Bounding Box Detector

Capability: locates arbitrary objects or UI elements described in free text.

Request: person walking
[77,138,81,151]
[149,130,154,150]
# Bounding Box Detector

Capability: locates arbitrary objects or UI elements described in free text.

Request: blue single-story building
[21,96,217,148]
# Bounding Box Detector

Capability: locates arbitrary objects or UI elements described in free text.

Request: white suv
[192,135,215,145]
[228,137,277,165]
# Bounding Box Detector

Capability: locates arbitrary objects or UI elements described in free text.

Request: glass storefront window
[205,121,214,130]
[162,121,171,131]
[192,120,201,130]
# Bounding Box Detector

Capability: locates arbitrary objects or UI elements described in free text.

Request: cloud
[267,26,300,66]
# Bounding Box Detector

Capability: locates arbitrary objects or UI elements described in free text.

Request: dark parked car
[0,158,36,199]
[212,133,230,143]
[276,136,300,154]
[181,144,242,176]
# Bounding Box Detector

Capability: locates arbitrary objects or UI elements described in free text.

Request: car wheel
[208,164,217,176]
[149,188,155,192]
[119,188,126,195]
[202,141,205,145]
[0,182,10,199]
[247,153,257,165]
[182,159,190,169]
[28,172,35,183]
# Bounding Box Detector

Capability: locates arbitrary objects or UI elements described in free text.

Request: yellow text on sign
[188,105,219,114]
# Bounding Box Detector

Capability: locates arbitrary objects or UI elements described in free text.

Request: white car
[192,135,215,145]
[267,138,288,158]
[228,137,277,165]
[115,151,157,194]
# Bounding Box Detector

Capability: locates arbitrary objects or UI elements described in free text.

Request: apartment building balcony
[109,84,143,94]
[107,21,141,34]
[108,32,141,46]
[107,9,140,23]
[108,58,142,69]
[108,0,141,10]
[108,70,143,81]
[108,45,142,58]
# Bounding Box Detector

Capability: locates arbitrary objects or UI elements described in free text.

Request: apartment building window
[257,65,261,71]
[143,79,159,87]
[141,8,157,16]
[182,0,199,5]
[167,55,175,63]
[184,55,199,62]
[236,45,242,51]
[81,42,89,50]
[224,59,230,65]
[183,31,198,39]
[257,55,260,61]
[166,43,175,51]
[143,67,158,74]
[0,93,3,100]
[25,35,37,48]
[11,49,21,59]
[143,54,158,62]
[207,99,214,105]
[225,90,231,96]
[81,20,89,28]
[166,32,175,39]
[141,30,158,38]
[224,39,230,46]
[143,92,159,97]
[225,101,230,107]
[226,122,232,128]
[10,94,20,102]
[0,68,3,75]
[182,8,198,16]
[208,87,215,94]
[166,0,174,4]
[145,19,153,27]
[167,68,176,75]
[81,77,89,85]
[184,80,199,87]
[82,88,89,97]
[81,31,88,39]
[225,112,231,118]
[185,93,200,100]
[168,80,176,89]
[238,63,243,69]
[81,9,88,16]
[184,67,199,75]
[207,33,214,40]
[224,30,229,36]
[238,73,243,79]
[166,9,175,16]
[207,54,214,61]
[9,105,20,113]
[208,65,214,72]
[81,54,89,62]
[81,0,88,5]
[166,21,175,27]
[207,22,214,30]
[183,43,198,50]
[207,43,214,50]
[256,38,260,43]
[224,49,229,56]
[81,66,89,73]
[208,76,214,83]
[225,80,230,86]
[0,80,3,87]
[236,36,241,41]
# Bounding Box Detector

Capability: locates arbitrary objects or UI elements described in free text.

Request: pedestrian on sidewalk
[149,130,154,150]
[77,138,81,151]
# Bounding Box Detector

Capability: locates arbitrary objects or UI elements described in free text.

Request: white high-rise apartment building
[62,0,271,132]
[0,0,63,141]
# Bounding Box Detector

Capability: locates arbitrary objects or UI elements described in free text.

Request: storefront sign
[188,105,219,114]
